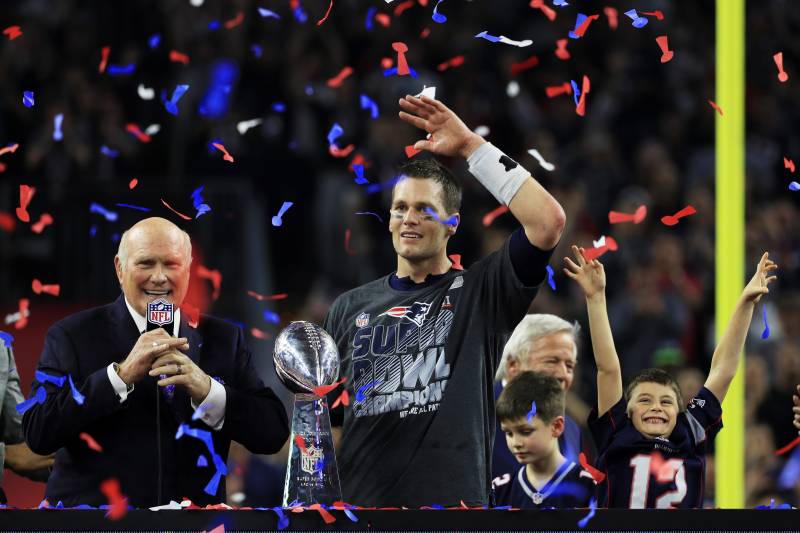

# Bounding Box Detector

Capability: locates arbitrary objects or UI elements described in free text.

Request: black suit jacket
[22,295,289,508]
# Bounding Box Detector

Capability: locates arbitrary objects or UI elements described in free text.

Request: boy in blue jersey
[563,246,777,508]
[492,371,595,508]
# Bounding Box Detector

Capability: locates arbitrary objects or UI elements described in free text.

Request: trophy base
[282,393,342,506]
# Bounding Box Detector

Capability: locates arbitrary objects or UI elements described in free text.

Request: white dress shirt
[105,298,226,430]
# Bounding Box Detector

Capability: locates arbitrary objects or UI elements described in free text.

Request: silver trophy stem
[282,393,342,506]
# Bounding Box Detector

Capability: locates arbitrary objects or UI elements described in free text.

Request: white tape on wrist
[466,142,530,205]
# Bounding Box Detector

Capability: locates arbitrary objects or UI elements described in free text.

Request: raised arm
[563,245,622,416]
[398,95,565,249]
[704,252,778,403]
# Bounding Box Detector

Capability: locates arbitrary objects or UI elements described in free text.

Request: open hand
[741,252,778,304]
[563,245,606,299]
[398,95,485,159]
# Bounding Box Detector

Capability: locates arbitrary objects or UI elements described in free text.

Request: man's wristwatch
[112,362,135,393]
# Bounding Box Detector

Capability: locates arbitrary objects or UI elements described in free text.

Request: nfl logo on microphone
[148,298,173,326]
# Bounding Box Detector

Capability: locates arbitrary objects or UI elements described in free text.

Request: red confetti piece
[99,46,110,74]
[316,0,334,26]
[332,389,350,408]
[405,145,422,158]
[129,178,138,189]
[0,212,17,232]
[32,279,61,296]
[510,55,539,76]
[344,228,357,255]
[0,143,20,157]
[392,42,410,76]
[393,0,415,16]
[79,432,103,452]
[15,298,29,330]
[581,237,618,262]
[99,478,128,520]
[16,184,36,223]
[181,303,200,328]
[313,377,347,398]
[0,162,6,173]
[160,199,193,221]
[348,154,371,172]
[529,0,556,21]
[211,142,234,162]
[784,157,795,173]
[641,10,664,21]
[3,26,23,40]
[773,52,789,83]
[708,99,724,116]
[326,66,353,88]
[655,35,674,63]
[660,205,697,226]
[420,27,431,39]
[309,503,337,524]
[575,75,590,116]
[224,11,244,29]
[247,290,288,301]
[775,435,800,456]
[169,50,190,65]
[608,205,647,225]
[125,123,151,143]
[250,327,272,340]
[294,435,307,454]
[603,6,618,29]
[482,205,510,227]
[329,144,355,158]
[375,13,391,27]
[448,254,464,271]
[554,39,570,60]
[196,264,222,301]
[436,55,465,72]
[579,452,606,483]
[573,13,600,38]
[31,213,53,233]
[380,57,393,69]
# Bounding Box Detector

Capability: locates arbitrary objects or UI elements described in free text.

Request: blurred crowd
[1,0,798,508]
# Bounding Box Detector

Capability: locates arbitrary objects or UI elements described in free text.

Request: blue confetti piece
[570,79,581,107]
[191,186,212,218]
[327,123,344,146]
[53,113,64,141]
[789,181,800,191]
[365,174,403,195]
[293,6,307,23]
[263,310,280,324]
[423,207,458,227]
[197,454,208,467]
[353,164,369,185]
[475,31,501,43]
[69,374,85,405]
[89,224,98,237]
[272,102,286,112]
[100,145,119,158]
[624,9,648,28]
[148,34,161,49]
[175,424,228,496]
[359,94,379,119]
[111,233,120,242]
[251,44,263,58]
[355,211,384,223]
[258,7,281,19]
[382,67,419,77]
[89,202,119,222]
[355,379,382,402]
[526,401,537,423]
[208,20,221,30]
[106,64,136,76]
[432,0,447,23]
[115,203,151,212]
[164,84,190,116]
[271,507,289,530]
[35,370,66,388]
[343,508,358,522]
[0,331,14,349]
[16,386,46,415]
[304,85,314,96]
[569,13,588,39]
[578,497,597,528]
[271,201,293,226]
[553,0,569,6]
[761,305,770,339]
[546,265,556,291]
[365,6,377,29]
[23,91,34,108]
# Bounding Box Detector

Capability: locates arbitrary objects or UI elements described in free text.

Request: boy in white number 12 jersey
[563,246,777,508]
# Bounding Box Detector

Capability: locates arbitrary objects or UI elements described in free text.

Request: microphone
[146,298,175,400]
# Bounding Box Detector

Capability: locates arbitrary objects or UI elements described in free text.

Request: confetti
[570,75,591,116]
[148,34,161,49]
[624,9,648,28]
[656,35,674,63]
[250,327,272,340]
[224,11,244,29]
[546,82,572,98]
[761,305,770,340]
[258,7,281,19]
[100,145,119,158]
[579,452,606,482]
[359,94,379,119]
[263,310,280,324]
[432,0,447,23]
[355,211,384,223]
[437,55,465,72]
[160,199,193,221]
[0,143,19,157]
[196,264,222,301]
[0,213,15,232]
[294,434,307,454]
[415,85,436,99]
[393,0,415,16]
[498,35,533,47]
[191,186,211,218]
[332,389,350,408]
[271,507,290,530]
[169,50,190,65]
[529,0,556,21]
[89,202,119,222]
[313,377,347,398]
[569,13,600,39]
[137,84,155,100]
[554,38,570,60]
[608,205,647,224]
[375,13,391,27]
[99,478,128,520]
[355,379,382,402]
[661,205,697,226]
[107,64,136,76]
[344,228,357,255]
[510,55,539,76]
[475,30,500,43]
[474,125,490,137]
[125,123,151,143]
[79,432,103,452]
[53,113,64,141]
[99,46,110,73]
[236,118,262,135]
[603,6,618,29]
[316,0,334,26]
[775,436,800,456]
[784,157,795,173]
[405,145,422,158]
[197,455,208,467]
[0,331,14,348]
[790,181,800,191]
[326,66,353,88]
[309,503,336,524]
[546,265,556,291]
[6,299,30,329]
[22,91,34,108]
[365,6,377,29]
[3,26,23,40]
[16,386,46,415]
[174,424,228,496]
[482,205,510,227]
[577,497,597,528]
[448,253,464,270]
[164,84,190,116]
[247,290,288,301]
[32,279,60,296]
[128,179,139,189]
[582,237,618,261]
[526,401,537,423]
[353,164,369,185]
[69,374,86,405]
[35,370,66,388]
[16,184,36,222]
[708,99,723,115]
[774,52,789,83]
[641,10,665,21]
[553,0,569,6]
[527,148,555,171]
[423,207,458,227]
[211,143,234,163]
[271,201,293,227]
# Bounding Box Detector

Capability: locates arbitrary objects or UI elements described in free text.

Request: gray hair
[116,225,193,271]
[495,314,580,382]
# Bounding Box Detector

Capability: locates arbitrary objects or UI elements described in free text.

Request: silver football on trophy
[273,321,340,394]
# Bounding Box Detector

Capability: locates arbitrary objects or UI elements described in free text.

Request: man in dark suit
[22,217,289,507]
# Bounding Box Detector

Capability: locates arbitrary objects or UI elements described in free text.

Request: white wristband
[467,142,530,206]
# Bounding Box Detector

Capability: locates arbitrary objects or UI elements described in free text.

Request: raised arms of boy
[704,252,778,403]
[564,245,622,416]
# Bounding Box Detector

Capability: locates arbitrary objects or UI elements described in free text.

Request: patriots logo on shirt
[689,398,706,409]
[380,301,432,327]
